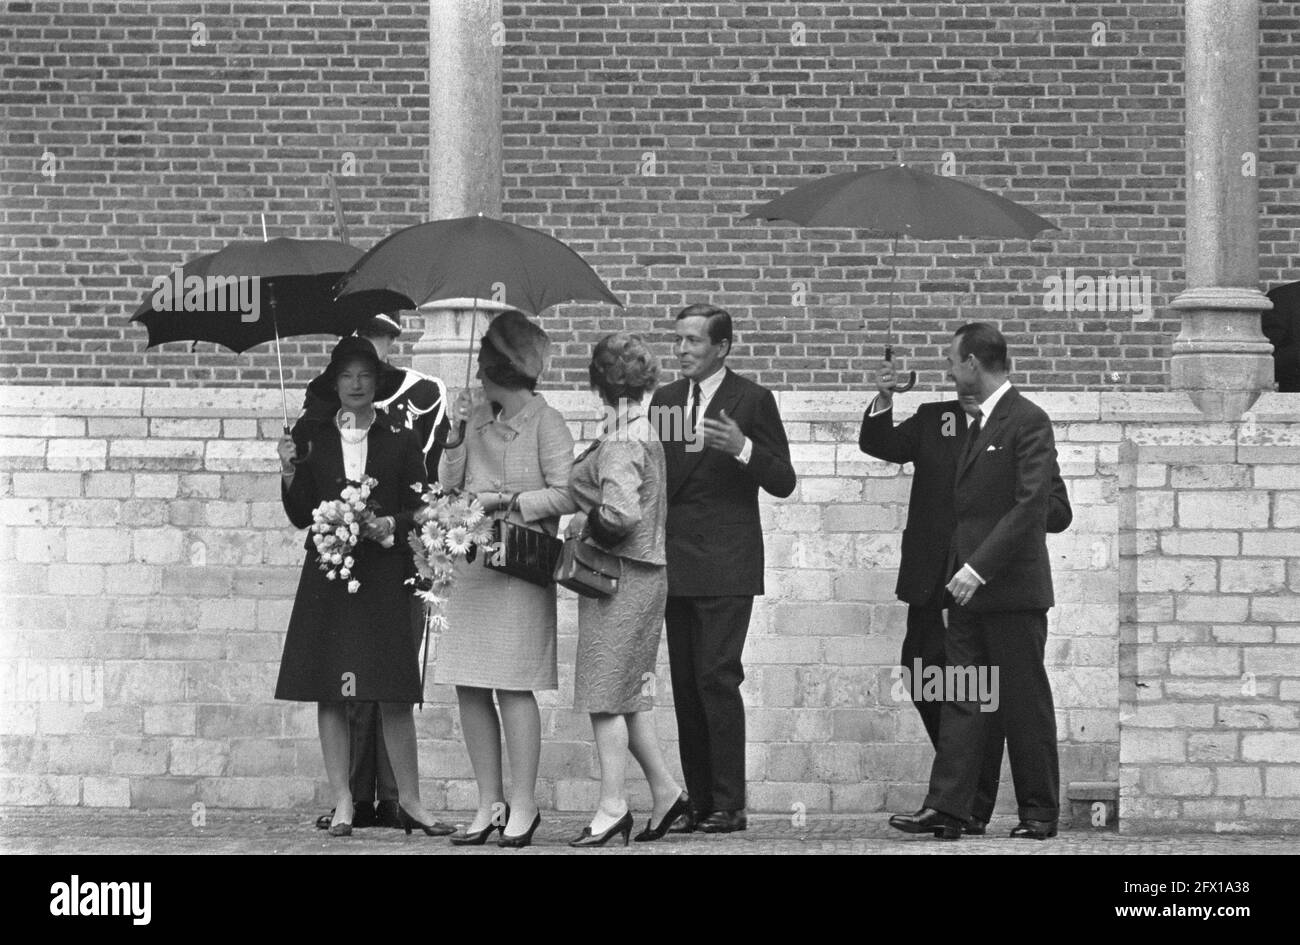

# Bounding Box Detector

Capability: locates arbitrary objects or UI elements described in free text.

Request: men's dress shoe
[1010,819,1058,839]
[888,808,963,840]
[374,800,403,829]
[352,801,377,829]
[667,808,705,834]
[697,810,747,833]
[964,817,987,836]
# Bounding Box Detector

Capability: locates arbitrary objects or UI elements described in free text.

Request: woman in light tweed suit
[436,310,576,847]
[563,333,688,847]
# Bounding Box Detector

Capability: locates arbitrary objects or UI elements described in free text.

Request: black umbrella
[746,164,1058,390]
[334,214,622,444]
[333,214,621,317]
[130,237,366,426]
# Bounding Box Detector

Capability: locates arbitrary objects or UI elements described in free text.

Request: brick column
[1169,0,1274,420]
[412,0,505,385]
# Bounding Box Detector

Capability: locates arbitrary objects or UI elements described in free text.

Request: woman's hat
[324,335,383,382]
[481,310,550,380]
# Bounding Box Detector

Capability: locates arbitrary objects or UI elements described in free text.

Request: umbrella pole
[884,235,916,393]
[464,297,478,387]
[260,213,292,431]
[269,292,290,431]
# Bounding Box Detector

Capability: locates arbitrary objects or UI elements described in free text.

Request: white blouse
[337,410,371,481]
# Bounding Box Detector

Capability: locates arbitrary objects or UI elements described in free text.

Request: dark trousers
[348,703,397,803]
[923,607,1060,822]
[904,605,1004,822]
[665,595,753,813]
[347,597,425,803]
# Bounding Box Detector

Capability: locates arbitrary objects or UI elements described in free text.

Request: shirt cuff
[736,436,753,464]
[961,563,986,585]
[868,395,892,417]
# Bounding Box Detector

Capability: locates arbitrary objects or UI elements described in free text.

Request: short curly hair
[588,332,660,403]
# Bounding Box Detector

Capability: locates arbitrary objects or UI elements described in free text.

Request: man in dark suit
[650,304,797,833]
[1264,282,1300,393]
[297,314,451,832]
[860,356,1072,835]
[888,322,1063,840]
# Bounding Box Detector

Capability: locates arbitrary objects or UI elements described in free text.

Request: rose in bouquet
[309,475,381,594]
[406,484,498,630]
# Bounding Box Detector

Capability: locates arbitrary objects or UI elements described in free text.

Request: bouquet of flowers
[406,484,497,631]
[309,475,381,594]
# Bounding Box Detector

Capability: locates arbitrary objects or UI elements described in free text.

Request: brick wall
[1117,396,1300,832]
[4,2,1299,390]
[1,385,1124,818]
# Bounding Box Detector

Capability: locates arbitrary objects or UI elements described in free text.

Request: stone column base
[1169,287,1274,420]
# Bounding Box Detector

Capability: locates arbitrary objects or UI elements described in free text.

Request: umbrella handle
[884,344,917,393]
[435,419,467,449]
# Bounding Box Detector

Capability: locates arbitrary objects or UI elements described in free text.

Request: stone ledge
[0,387,144,418]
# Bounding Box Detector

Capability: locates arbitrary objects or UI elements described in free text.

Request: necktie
[689,382,702,436]
[960,408,983,465]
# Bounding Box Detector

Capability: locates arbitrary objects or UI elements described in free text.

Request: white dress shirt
[959,379,1013,586]
[691,366,753,464]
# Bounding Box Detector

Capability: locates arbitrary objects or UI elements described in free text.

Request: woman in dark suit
[274,336,451,837]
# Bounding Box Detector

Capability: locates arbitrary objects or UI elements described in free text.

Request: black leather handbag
[484,515,562,588]
[554,537,622,598]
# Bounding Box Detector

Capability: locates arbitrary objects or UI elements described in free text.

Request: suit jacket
[281,410,426,554]
[650,369,796,596]
[1264,283,1300,393]
[859,399,1073,608]
[950,386,1058,612]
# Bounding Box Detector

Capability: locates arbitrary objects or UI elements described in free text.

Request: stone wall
[1117,395,1300,833]
[0,386,1296,832]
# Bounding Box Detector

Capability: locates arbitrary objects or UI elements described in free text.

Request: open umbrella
[130,236,366,426]
[334,214,622,444]
[333,214,622,317]
[746,164,1058,390]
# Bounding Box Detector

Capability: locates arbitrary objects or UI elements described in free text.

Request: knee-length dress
[433,394,576,691]
[274,413,426,703]
[566,413,669,714]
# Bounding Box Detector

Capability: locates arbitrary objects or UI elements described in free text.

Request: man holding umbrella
[296,313,451,831]
[861,350,1072,836]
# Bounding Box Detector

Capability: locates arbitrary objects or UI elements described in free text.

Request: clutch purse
[554,537,622,598]
[484,515,562,588]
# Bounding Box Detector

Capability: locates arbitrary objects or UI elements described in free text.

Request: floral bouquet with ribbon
[309,475,381,594]
[405,484,497,625]
[406,484,498,705]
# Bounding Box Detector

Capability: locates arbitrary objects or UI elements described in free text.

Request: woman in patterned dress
[563,333,688,847]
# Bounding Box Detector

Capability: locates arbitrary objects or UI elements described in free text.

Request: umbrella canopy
[745,164,1059,391]
[130,237,366,352]
[333,215,622,318]
[745,164,1058,239]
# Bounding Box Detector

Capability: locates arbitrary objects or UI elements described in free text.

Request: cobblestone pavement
[2,808,1295,855]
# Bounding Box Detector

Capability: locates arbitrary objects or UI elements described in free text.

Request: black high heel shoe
[497,812,541,848]
[634,792,691,843]
[450,805,510,846]
[569,811,633,848]
[399,807,456,836]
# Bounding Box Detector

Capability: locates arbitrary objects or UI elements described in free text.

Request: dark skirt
[274,542,423,703]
